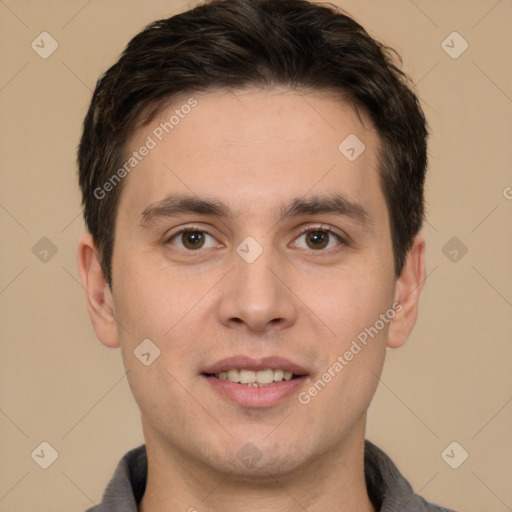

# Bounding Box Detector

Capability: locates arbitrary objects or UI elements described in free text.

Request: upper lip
[202,356,309,376]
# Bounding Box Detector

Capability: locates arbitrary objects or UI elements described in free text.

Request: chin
[216,451,308,480]
[198,436,314,480]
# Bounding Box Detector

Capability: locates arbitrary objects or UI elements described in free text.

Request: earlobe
[387,235,426,349]
[77,233,120,348]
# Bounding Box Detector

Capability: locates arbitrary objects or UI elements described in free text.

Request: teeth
[214,368,299,386]
[227,369,240,383]
[239,369,256,384]
[256,369,274,384]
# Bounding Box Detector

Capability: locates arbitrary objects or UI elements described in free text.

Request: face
[83,88,415,478]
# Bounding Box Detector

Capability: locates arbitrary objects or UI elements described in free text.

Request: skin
[78,88,425,512]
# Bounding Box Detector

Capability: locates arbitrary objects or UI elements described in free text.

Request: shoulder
[84,445,147,512]
[364,440,458,512]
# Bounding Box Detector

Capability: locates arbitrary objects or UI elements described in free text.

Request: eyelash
[165,224,345,253]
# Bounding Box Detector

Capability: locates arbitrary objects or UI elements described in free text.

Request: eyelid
[294,222,345,239]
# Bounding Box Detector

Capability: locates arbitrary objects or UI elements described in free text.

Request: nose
[217,248,298,334]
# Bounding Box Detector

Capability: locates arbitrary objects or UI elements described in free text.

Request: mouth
[204,368,302,386]
[201,356,309,407]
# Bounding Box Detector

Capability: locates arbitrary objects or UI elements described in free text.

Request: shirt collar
[86,440,454,512]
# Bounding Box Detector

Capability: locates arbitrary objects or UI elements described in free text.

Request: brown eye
[293,228,342,251]
[181,231,205,249]
[168,229,217,250]
[305,230,329,249]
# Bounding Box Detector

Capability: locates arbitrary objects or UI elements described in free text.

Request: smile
[211,368,297,386]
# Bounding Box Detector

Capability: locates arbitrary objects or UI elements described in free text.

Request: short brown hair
[78,0,428,286]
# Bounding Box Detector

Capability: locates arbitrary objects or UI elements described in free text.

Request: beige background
[0,0,511,510]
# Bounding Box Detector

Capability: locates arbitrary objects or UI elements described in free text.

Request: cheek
[112,257,223,389]
[113,256,205,340]
[296,262,393,402]
[113,264,213,433]
[307,261,394,341]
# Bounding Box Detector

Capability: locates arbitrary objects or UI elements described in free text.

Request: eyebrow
[139,193,371,228]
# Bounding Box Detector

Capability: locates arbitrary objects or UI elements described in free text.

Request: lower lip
[202,375,308,408]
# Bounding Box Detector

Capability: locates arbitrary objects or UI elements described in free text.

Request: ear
[77,233,120,348]
[387,235,426,349]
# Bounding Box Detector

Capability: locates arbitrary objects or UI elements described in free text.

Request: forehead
[118,88,385,224]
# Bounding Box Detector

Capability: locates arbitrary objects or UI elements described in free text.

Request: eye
[292,227,343,251]
[167,229,219,251]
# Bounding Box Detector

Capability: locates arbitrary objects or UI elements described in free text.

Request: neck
[139,420,375,512]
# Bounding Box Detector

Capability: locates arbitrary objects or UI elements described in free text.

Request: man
[77,0,455,510]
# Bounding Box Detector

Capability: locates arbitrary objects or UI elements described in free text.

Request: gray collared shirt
[85,440,456,511]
